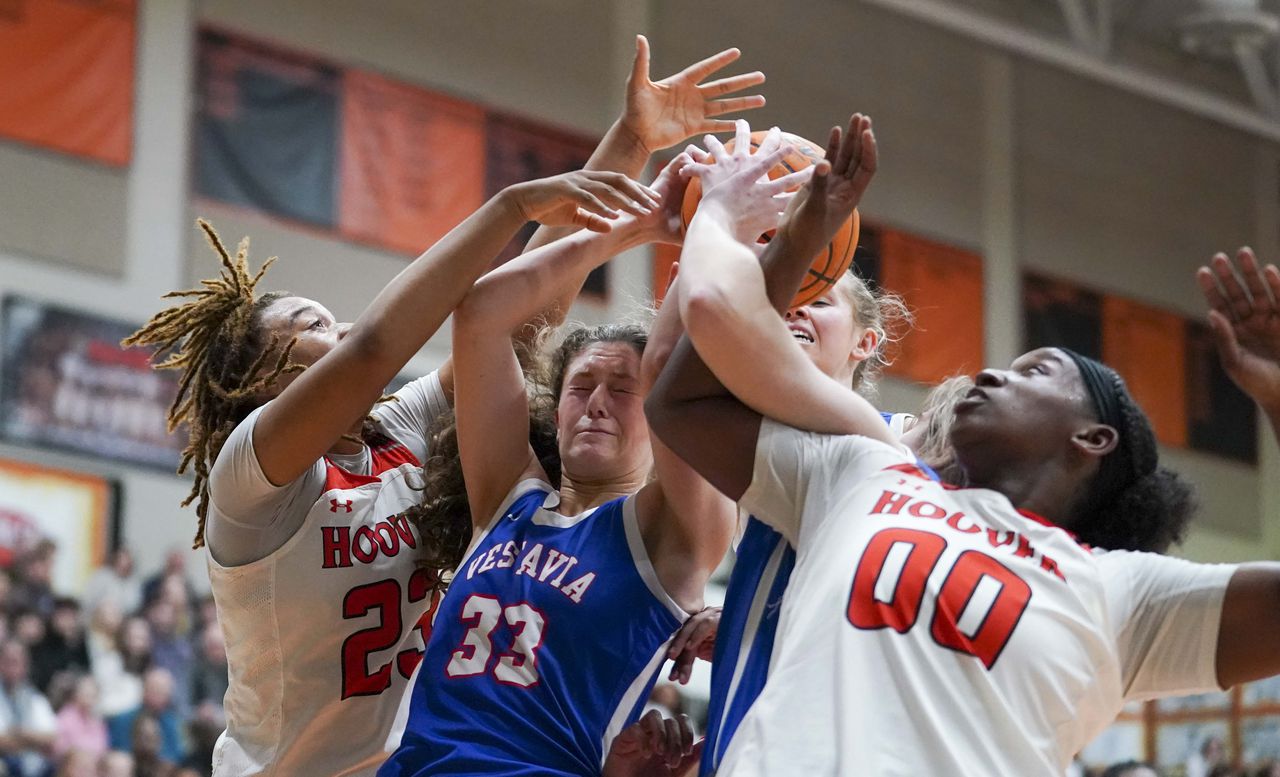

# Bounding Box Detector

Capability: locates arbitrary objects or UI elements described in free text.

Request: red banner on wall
[1102,296,1188,447]
[0,0,135,165]
[338,70,487,256]
[879,229,985,385]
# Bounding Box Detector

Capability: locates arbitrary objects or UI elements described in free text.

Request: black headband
[1059,349,1156,509]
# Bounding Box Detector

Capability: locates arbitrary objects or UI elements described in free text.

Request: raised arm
[1195,248,1280,687]
[648,117,888,498]
[453,163,687,528]
[524,35,766,259]
[634,142,794,602]
[250,172,650,486]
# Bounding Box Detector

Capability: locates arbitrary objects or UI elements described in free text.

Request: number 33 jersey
[381,480,687,777]
[721,419,1236,777]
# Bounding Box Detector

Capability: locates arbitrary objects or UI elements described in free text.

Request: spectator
[93,614,147,723]
[145,600,193,716]
[96,751,133,777]
[180,702,222,777]
[1101,761,1160,777]
[33,597,90,693]
[194,596,217,634]
[1190,738,1228,777]
[11,610,44,648]
[190,624,227,710]
[83,549,141,618]
[132,713,176,777]
[142,549,194,610]
[54,674,108,761]
[10,542,56,617]
[54,748,96,777]
[0,639,56,777]
[106,667,183,763]
[1254,761,1280,777]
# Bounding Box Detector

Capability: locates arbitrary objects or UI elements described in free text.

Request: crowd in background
[0,544,225,777]
[1,538,1277,777]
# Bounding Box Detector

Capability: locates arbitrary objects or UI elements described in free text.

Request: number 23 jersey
[721,419,1236,777]
[205,373,449,777]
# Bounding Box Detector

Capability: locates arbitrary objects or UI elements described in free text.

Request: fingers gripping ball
[682,130,860,308]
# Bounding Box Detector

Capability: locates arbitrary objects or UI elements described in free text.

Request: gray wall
[0,0,1276,580]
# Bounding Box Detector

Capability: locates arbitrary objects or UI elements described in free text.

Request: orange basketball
[681,130,860,308]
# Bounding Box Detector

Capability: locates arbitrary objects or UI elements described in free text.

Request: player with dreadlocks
[126,36,768,776]
[123,170,661,776]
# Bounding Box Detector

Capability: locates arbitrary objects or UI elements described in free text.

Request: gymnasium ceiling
[890,0,1280,133]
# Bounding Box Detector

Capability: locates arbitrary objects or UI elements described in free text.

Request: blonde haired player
[648,114,1280,775]
[126,37,767,776]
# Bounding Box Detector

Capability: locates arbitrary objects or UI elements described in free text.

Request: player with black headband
[644,126,1280,776]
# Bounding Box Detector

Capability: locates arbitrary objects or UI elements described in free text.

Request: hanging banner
[1023,272,1104,359]
[485,112,605,294]
[195,29,340,227]
[0,296,185,470]
[0,457,114,595]
[338,70,487,256]
[1102,296,1189,447]
[879,229,984,385]
[1187,321,1257,463]
[0,0,135,165]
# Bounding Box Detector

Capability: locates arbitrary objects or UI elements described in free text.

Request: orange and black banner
[194,27,602,277]
[338,70,487,256]
[0,0,135,166]
[878,228,985,385]
[483,111,602,294]
[196,30,340,227]
[1024,271,1257,463]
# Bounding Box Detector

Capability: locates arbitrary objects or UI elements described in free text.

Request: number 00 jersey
[381,481,687,777]
[702,413,916,775]
[205,374,447,777]
[720,420,1236,777]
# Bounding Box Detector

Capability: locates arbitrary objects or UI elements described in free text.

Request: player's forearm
[348,191,528,361]
[758,231,815,315]
[456,223,641,338]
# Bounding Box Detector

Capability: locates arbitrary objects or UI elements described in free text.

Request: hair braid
[122,219,300,549]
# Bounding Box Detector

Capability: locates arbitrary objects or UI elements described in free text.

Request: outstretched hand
[777,113,877,251]
[686,120,812,247]
[508,170,661,234]
[620,35,766,156]
[602,709,702,777]
[1196,247,1280,413]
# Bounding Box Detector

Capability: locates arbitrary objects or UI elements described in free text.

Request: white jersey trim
[599,636,674,769]
[459,477,556,571]
[711,534,787,769]
[622,495,689,623]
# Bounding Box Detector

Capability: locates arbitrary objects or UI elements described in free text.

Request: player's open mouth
[789,328,814,344]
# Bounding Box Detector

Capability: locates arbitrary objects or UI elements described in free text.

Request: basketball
[680,130,861,308]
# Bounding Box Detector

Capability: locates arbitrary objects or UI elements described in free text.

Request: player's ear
[1071,423,1118,460]
[850,328,879,363]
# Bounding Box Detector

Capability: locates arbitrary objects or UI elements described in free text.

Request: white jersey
[720,419,1237,777]
[205,373,449,777]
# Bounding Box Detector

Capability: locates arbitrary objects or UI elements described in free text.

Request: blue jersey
[701,413,931,775]
[382,479,686,777]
